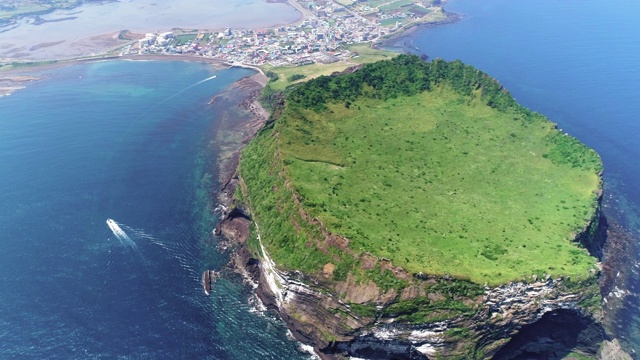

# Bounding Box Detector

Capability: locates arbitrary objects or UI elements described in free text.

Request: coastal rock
[231,226,608,359]
[217,205,252,243]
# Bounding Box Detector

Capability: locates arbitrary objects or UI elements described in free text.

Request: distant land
[0,0,452,88]
[0,0,83,24]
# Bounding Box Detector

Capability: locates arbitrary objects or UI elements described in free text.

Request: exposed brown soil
[360,253,378,270]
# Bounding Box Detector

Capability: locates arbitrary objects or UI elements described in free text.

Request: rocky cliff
[221,199,611,359]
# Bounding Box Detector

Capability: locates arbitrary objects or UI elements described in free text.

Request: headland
[216,54,628,359]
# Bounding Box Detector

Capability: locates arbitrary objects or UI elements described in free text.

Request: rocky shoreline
[207,70,269,252]
[376,11,462,54]
[0,74,40,96]
[0,54,234,97]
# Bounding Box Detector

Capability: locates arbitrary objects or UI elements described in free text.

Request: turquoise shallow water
[394,0,640,355]
[0,61,309,359]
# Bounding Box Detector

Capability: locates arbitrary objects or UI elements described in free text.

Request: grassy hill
[238,55,603,286]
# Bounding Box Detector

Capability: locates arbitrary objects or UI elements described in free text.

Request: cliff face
[223,200,609,359]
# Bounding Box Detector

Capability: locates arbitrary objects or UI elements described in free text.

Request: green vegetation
[239,55,602,286]
[563,274,602,313]
[287,73,307,82]
[265,70,279,82]
[562,352,595,360]
[381,280,483,324]
[0,60,57,71]
[361,0,389,8]
[379,18,401,27]
[238,126,336,274]
[347,303,377,318]
[351,0,442,24]
[382,295,472,324]
[260,44,397,91]
[173,34,198,46]
[346,43,398,64]
[262,62,353,91]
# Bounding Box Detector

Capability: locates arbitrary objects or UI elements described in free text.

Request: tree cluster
[287,55,524,114]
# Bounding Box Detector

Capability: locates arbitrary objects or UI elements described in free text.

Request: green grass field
[263,62,353,91]
[380,18,401,27]
[347,43,398,64]
[261,44,397,91]
[173,34,198,46]
[240,56,602,286]
[362,0,389,9]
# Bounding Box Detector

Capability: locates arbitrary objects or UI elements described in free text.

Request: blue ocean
[394,0,640,355]
[0,61,310,359]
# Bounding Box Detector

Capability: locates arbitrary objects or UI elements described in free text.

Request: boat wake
[159,74,218,104]
[117,223,195,271]
[191,74,218,87]
[106,218,137,248]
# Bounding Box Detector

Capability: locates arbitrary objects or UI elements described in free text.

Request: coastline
[0,54,241,96]
[0,0,455,97]
[209,50,633,360]
[208,71,269,255]
[206,71,270,206]
[375,11,461,53]
[0,0,302,96]
[0,75,39,96]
